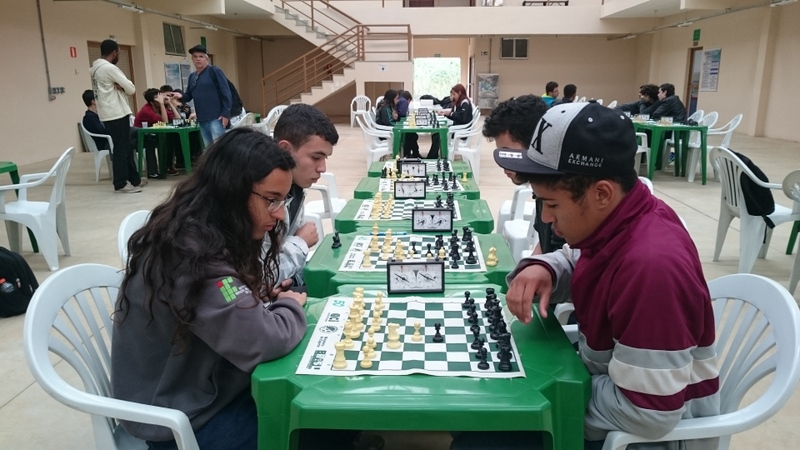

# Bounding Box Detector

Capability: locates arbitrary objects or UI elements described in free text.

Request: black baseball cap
[493,101,637,177]
[188,44,208,55]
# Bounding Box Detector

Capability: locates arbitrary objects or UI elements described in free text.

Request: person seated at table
[111,129,308,449]
[375,89,421,158]
[394,90,421,158]
[540,81,559,107]
[452,102,719,450]
[616,84,659,116]
[161,85,201,170]
[81,89,111,150]
[268,104,338,290]
[435,83,473,159]
[651,82,687,123]
[551,83,577,107]
[133,88,183,178]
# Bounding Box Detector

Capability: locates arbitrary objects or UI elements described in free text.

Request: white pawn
[333,342,348,370]
[412,321,423,342]
[367,337,377,359]
[343,322,354,349]
[360,345,373,369]
[486,247,498,267]
[362,249,372,268]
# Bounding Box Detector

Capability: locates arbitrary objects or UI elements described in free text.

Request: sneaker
[167,167,179,176]
[148,173,160,179]
[115,182,142,194]
[136,179,149,187]
[668,152,675,163]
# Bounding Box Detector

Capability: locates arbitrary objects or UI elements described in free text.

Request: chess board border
[379,178,464,193]
[394,180,427,199]
[296,295,526,378]
[386,260,445,294]
[411,208,454,232]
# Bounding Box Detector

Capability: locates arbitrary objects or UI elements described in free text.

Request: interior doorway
[413,57,461,101]
[685,47,703,116]
[87,41,138,111]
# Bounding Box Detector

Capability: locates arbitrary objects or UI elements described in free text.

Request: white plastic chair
[606,100,617,109]
[782,170,800,294]
[602,273,800,450]
[374,95,384,109]
[595,99,603,106]
[449,127,484,182]
[0,147,74,271]
[356,114,391,170]
[502,188,539,263]
[634,132,651,177]
[303,212,325,252]
[118,210,151,267]
[22,263,200,450]
[577,96,586,103]
[496,185,535,234]
[350,95,371,128]
[78,122,113,182]
[264,105,289,137]
[446,107,481,155]
[230,112,256,129]
[662,110,705,167]
[710,147,800,273]
[306,172,347,223]
[690,113,741,183]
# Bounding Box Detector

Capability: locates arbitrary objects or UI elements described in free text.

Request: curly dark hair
[116,128,296,351]
[517,173,638,201]
[482,95,549,147]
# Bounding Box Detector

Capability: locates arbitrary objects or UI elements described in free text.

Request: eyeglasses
[251,191,292,212]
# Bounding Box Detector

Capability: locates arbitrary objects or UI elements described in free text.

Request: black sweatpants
[103,115,141,190]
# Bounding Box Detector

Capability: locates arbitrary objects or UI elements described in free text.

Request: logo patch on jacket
[217,276,251,303]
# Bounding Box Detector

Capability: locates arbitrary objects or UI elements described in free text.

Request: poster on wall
[180,63,193,91]
[164,63,182,91]
[477,73,500,109]
[700,48,721,92]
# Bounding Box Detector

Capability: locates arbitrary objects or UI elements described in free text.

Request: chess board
[383,160,455,174]
[340,234,485,272]
[378,178,464,193]
[352,199,462,221]
[296,295,525,378]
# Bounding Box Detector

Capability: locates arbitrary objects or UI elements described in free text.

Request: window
[163,23,185,55]
[500,38,528,60]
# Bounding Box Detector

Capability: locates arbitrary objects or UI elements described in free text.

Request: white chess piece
[412,321,423,342]
[343,323,354,349]
[386,323,401,349]
[333,342,348,369]
[360,345,373,369]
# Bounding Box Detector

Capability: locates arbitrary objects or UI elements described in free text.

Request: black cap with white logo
[493,101,637,177]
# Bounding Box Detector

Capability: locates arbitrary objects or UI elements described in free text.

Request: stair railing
[276,0,362,37]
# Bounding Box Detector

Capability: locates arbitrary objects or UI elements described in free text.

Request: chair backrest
[782,170,800,211]
[23,263,199,450]
[375,95,384,107]
[419,99,434,107]
[710,146,767,217]
[351,95,371,112]
[638,176,654,193]
[606,100,617,109]
[118,210,151,267]
[687,109,704,123]
[510,186,533,221]
[595,98,603,105]
[577,96,586,102]
[79,121,113,154]
[264,105,289,134]
[687,112,718,146]
[356,114,390,149]
[232,112,256,129]
[718,114,743,148]
[48,147,76,211]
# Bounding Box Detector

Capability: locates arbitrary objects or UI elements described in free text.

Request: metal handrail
[277,0,362,36]
[261,24,411,112]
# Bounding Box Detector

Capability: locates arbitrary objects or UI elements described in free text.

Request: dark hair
[563,84,577,99]
[639,84,659,100]
[545,81,559,95]
[160,85,174,93]
[82,89,94,107]
[100,39,119,57]
[517,173,638,201]
[143,88,160,104]
[273,103,339,149]
[451,84,469,104]
[483,95,548,146]
[382,89,398,107]
[399,90,413,101]
[659,83,676,97]
[117,128,296,351]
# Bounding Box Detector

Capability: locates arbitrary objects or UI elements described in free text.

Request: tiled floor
[0,123,798,449]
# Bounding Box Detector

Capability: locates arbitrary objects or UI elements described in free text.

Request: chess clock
[394,180,426,199]
[396,158,422,175]
[399,161,427,178]
[411,208,454,232]
[386,260,445,294]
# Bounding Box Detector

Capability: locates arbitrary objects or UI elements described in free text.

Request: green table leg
[137,131,146,177]
[179,131,193,175]
[648,129,664,178]
[700,131,708,185]
[787,221,799,255]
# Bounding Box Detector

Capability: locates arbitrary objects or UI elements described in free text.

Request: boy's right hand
[278,290,307,307]
[295,223,319,248]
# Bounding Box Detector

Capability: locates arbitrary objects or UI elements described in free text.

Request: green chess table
[251,287,591,450]
[333,198,495,234]
[354,177,481,200]
[304,233,514,298]
[367,160,473,178]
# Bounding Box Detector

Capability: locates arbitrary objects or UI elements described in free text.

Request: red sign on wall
[69,47,77,58]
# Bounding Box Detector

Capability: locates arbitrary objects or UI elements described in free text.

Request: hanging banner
[700,48,721,92]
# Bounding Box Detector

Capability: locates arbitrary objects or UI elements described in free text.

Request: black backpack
[732,151,775,230]
[0,247,39,318]
[209,67,244,117]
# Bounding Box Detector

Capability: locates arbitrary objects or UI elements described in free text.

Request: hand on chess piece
[505,264,553,324]
[295,223,319,248]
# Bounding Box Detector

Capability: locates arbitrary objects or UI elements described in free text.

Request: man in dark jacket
[81,89,110,150]
[651,83,687,123]
[615,84,659,116]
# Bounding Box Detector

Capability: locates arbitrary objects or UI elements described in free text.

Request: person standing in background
[180,44,231,147]
[90,39,145,193]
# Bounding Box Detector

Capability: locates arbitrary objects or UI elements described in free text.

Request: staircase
[261,1,411,111]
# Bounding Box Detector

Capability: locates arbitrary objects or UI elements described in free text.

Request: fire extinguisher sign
[69,47,77,58]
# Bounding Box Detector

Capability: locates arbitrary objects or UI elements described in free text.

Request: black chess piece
[462,291,471,307]
[426,243,433,258]
[477,351,490,370]
[461,227,471,241]
[465,250,477,265]
[331,231,342,249]
[410,241,417,254]
[433,323,444,343]
[425,175,431,186]
[467,302,476,315]
[451,178,458,190]
[468,311,478,324]
[450,258,459,269]
[497,346,513,372]
[471,335,484,350]
[435,195,443,208]
[474,345,487,360]
[486,287,496,295]
[381,167,387,178]
[433,174,439,185]
[443,180,450,191]
[470,323,481,334]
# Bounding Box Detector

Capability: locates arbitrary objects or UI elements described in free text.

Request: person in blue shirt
[541,81,559,107]
[179,45,232,147]
[81,89,110,150]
